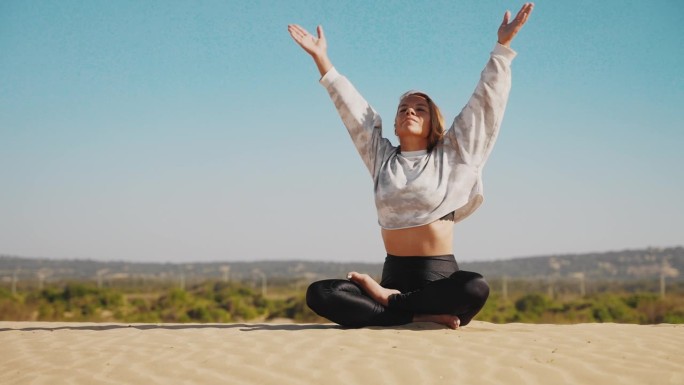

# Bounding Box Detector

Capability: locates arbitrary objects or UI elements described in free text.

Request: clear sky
[1,0,682,263]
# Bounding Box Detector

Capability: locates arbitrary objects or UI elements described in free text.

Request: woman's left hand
[498,2,534,47]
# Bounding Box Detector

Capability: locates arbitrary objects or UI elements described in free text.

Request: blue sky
[1,0,682,263]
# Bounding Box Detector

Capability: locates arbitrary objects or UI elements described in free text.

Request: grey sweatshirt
[320,43,517,229]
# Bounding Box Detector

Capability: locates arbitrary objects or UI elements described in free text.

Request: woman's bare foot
[347,272,400,306]
[413,314,461,329]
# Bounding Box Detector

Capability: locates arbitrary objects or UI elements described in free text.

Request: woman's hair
[398,91,446,152]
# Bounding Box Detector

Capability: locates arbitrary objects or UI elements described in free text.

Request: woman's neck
[398,137,428,152]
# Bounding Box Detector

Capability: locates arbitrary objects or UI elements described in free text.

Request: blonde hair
[398,91,445,152]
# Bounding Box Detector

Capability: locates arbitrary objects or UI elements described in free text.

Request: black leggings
[306,255,489,328]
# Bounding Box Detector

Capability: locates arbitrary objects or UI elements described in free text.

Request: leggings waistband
[386,254,456,261]
[383,254,458,272]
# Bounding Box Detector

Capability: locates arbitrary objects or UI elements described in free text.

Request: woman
[288,3,534,329]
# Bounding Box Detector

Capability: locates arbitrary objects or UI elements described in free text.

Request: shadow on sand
[0,323,340,332]
[0,321,452,332]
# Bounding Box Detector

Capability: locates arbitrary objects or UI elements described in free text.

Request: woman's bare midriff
[381,220,454,256]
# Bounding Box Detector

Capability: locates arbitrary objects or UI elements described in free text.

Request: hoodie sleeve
[320,67,394,177]
[445,43,517,167]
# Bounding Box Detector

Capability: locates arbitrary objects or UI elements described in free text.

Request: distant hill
[460,246,682,281]
[1,246,682,285]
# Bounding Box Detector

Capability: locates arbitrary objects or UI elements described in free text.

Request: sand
[1,321,682,385]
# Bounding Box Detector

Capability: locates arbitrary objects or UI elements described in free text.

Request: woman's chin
[397,127,427,137]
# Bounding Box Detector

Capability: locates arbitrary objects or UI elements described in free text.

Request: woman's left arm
[446,3,534,166]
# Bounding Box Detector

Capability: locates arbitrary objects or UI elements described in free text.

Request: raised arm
[288,24,333,78]
[287,23,393,177]
[446,3,534,166]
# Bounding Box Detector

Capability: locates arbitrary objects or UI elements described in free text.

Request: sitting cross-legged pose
[287,3,534,329]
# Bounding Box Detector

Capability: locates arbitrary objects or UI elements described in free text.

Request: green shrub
[515,293,549,314]
[589,295,638,323]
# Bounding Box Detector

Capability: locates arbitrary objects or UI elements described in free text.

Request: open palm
[498,2,534,47]
[288,24,327,58]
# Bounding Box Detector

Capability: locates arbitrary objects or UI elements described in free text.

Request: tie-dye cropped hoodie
[320,43,517,229]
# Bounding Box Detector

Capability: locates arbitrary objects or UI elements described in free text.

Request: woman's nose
[405,108,415,115]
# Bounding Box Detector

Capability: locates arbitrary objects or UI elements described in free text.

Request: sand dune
[1,321,682,385]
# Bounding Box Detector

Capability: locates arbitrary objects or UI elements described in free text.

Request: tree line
[1,277,682,325]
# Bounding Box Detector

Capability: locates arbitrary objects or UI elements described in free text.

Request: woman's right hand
[288,24,333,77]
[288,24,327,58]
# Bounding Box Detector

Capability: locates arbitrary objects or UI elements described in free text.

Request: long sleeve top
[320,43,517,229]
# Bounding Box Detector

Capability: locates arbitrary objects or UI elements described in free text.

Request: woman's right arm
[288,24,391,177]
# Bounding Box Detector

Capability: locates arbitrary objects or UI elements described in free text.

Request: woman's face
[395,94,431,139]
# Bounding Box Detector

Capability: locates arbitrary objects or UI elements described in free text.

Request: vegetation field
[2,277,682,324]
